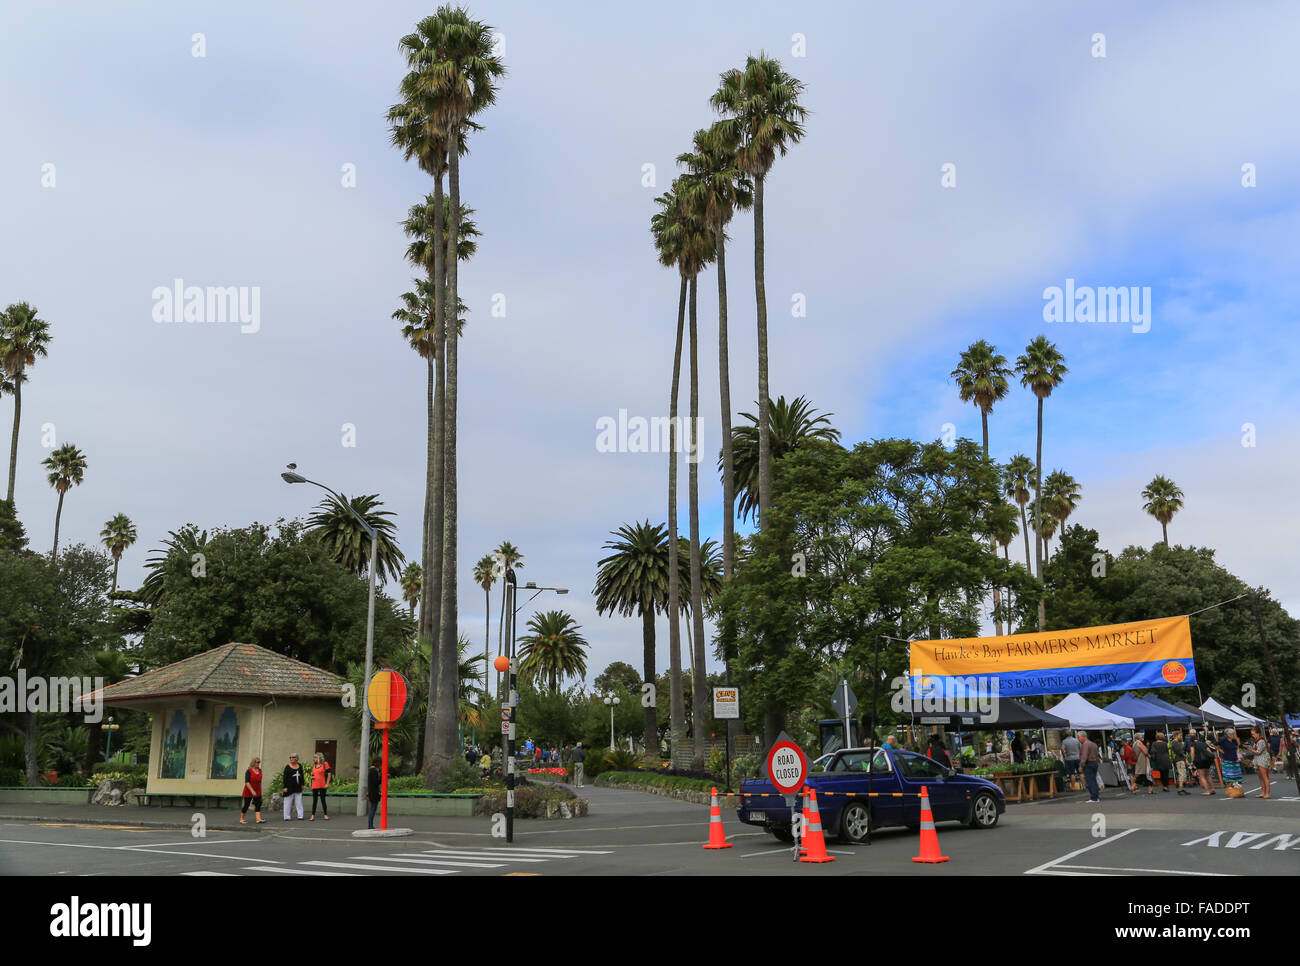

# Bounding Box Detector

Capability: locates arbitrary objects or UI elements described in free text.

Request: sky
[2,0,1297,688]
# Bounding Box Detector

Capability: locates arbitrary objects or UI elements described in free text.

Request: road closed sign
[765,739,808,795]
[713,687,739,719]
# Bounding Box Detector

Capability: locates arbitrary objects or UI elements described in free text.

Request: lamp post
[503,569,567,843]
[101,717,119,761]
[603,693,621,751]
[282,466,378,818]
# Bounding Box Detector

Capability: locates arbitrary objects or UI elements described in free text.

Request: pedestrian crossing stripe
[183,846,613,876]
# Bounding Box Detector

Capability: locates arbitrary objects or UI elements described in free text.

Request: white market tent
[1046,693,1136,730]
[1201,697,1258,727]
[1229,703,1268,726]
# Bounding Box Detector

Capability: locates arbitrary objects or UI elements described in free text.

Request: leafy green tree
[42,443,87,557]
[1141,475,1185,545]
[592,661,641,697]
[306,492,404,585]
[726,395,840,524]
[1,302,52,504]
[0,498,28,553]
[99,513,138,596]
[399,563,423,617]
[519,610,589,694]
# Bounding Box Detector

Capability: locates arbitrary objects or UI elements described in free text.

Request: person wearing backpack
[1190,732,1216,796]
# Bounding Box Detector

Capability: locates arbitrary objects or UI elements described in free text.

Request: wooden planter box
[985,770,1058,802]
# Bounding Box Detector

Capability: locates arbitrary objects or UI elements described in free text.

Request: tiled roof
[98,642,345,703]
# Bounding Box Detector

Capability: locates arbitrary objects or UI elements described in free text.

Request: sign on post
[713,687,739,719]
[765,737,808,796]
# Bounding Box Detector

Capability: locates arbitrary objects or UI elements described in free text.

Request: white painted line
[1057,864,1230,876]
[301,861,455,875]
[245,865,358,876]
[182,870,237,876]
[122,838,263,849]
[1024,827,1139,876]
[418,850,549,862]
[0,839,278,862]
[363,855,504,869]
[460,847,613,854]
[741,848,793,859]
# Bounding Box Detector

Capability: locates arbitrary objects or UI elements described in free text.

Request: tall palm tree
[594,521,673,758]
[1043,470,1082,549]
[1141,475,1185,545]
[1004,454,1036,572]
[726,395,841,522]
[711,55,808,531]
[1,302,52,504]
[990,503,1019,632]
[139,525,209,606]
[1027,500,1060,560]
[400,563,423,617]
[493,540,524,685]
[1015,336,1067,629]
[951,340,1012,459]
[42,443,86,556]
[519,610,589,694]
[99,513,138,596]
[305,493,405,584]
[678,123,752,584]
[472,553,496,704]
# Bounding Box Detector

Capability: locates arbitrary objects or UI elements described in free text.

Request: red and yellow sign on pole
[366,670,408,830]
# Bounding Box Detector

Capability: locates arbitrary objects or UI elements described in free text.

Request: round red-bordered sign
[765,739,808,795]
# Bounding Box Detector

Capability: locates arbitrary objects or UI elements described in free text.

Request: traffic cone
[798,788,835,864]
[911,786,950,864]
[702,787,733,849]
[796,792,813,854]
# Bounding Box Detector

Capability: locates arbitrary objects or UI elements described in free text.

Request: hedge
[594,771,718,793]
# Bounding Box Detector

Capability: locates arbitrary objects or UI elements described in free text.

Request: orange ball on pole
[494,655,511,673]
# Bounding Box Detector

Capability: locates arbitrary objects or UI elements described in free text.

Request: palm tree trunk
[1034,395,1046,631]
[111,558,120,597]
[717,231,735,581]
[667,274,687,765]
[434,135,463,769]
[52,490,65,556]
[421,170,447,783]
[641,607,657,759]
[1162,521,1168,545]
[688,275,708,771]
[1020,503,1032,571]
[484,587,491,707]
[6,376,20,505]
[422,354,432,591]
[754,175,772,529]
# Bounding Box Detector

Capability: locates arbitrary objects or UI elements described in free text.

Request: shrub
[594,770,717,793]
[56,773,94,788]
[604,748,640,771]
[707,747,727,778]
[91,763,148,786]
[434,758,482,792]
[732,754,761,782]
[0,766,22,787]
[476,783,576,818]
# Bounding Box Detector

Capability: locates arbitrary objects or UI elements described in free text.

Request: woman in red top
[309,752,331,820]
[241,757,264,824]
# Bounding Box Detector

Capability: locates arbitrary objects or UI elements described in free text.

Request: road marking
[31,823,152,830]
[300,861,455,875]
[244,865,358,876]
[470,846,613,854]
[1056,864,1228,876]
[360,855,505,869]
[0,837,278,862]
[121,838,263,849]
[741,848,792,859]
[182,870,237,876]
[1024,827,1139,876]
[416,850,549,862]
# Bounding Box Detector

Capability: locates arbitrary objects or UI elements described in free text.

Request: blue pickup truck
[736,746,1005,844]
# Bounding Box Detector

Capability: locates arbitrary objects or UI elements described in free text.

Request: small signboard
[829,678,858,718]
[765,736,808,796]
[713,687,739,720]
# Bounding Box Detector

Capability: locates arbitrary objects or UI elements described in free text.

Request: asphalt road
[2,772,1296,878]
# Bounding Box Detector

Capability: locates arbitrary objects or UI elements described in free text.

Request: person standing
[1133,734,1153,794]
[309,752,331,820]
[1061,732,1082,786]
[1216,729,1241,787]
[1247,727,1272,799]
[926,733,952,768]
[1171,731,1190,795]
[1151,733,1172,792]
[1190,731,1215,795]
[240,757,264,824]
[1078,731,1102,804]
[282,753,306,820]
[1010,732,1024,764]
[1120,737,1138,793]
[366,758,381,829]
[571,742,586,788]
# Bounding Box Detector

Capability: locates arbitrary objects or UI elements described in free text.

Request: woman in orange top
[309,752,331,820]
[240,757,264,824]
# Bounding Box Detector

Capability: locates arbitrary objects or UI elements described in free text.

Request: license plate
[749,810,765,821]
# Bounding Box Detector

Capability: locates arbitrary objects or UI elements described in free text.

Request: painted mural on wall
[161,710,188,779]
[210,707,240,779]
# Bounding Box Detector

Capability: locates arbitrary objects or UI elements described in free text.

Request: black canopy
[906,697,1071,731]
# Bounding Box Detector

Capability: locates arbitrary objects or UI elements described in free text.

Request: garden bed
[0,786,96,805]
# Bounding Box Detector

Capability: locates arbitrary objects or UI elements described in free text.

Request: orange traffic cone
[798,788,835,863]
[911,785,950,864]
[702,787,733,849]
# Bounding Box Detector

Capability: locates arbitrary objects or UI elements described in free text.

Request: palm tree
[711,55,808,531]
[1141,475,1185,544]
[1027,500,1059,560]
[305,493,405,584]
[472,553,496,704]
[951,340,1012,459]
[990,503,1019,632]
[1015,336,1067,629]
[726,395,841,522]
[139,525,209,606]
[493,540,524,686]
[519,610,589,694]
[1004,455,1035,572]
[400,563,423,617]
[1,302,52,504]
[99,513,138,596]
[1043,470,1082,549]
[42,443,86,556]
[594,521,673,758]
[678,123,752,584]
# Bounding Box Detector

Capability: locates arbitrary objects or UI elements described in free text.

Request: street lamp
[503,568,567,843]
[282,465,378,818]
[603,693,621,751]
[101,717,119,761]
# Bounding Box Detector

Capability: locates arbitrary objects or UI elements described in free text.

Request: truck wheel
[838,802,872,844]
[769,827,793,843]
[968,792,999,829]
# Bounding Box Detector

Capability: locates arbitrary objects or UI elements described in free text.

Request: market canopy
[903,696,1070,730]
[1133,693,1198,727]
[1102,693,1178,730]
[1201,697,1254,727]
[1174,701,1232,727]
[1046,693,1135,730]
[1229,704,1267,725]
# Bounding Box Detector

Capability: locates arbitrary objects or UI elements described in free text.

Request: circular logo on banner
[1161,661,1187,684]
[919,676,939,697]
